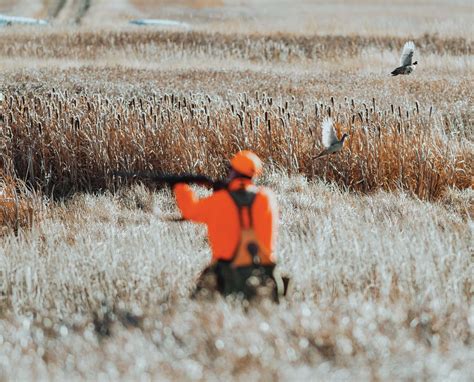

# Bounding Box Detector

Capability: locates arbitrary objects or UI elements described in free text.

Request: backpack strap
[228,187,257,208]
[228,187,257,228]
[227,186,260,265]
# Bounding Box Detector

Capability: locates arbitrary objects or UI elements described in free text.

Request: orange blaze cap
[230,150,263,178]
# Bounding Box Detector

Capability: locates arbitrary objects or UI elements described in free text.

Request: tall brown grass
[0,175,37,233]
[1,89,471,200]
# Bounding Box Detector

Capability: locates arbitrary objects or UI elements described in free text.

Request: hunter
[173,150,282,301]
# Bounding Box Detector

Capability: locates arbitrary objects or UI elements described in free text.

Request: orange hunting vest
[173,178,278,264]
[227,187,274,267]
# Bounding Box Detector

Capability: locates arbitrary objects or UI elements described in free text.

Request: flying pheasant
[313,118,348,159]
[391,41,417,76]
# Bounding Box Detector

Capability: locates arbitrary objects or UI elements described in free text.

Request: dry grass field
[0,0,473,380]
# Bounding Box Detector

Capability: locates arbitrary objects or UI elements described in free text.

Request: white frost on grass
[0,177,472,380]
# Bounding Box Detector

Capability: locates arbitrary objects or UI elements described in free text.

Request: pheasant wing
[400,41,415,67]
[321,118,338,148]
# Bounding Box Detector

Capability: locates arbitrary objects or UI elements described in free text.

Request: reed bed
[1,88,471,200]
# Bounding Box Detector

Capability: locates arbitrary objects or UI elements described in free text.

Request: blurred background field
[0,0,472,380]
[1,0,474,37]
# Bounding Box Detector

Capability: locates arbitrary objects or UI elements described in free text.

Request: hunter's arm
[173,183,212,223]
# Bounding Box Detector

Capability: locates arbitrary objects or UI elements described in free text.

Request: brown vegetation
[0,29,471,61]
[1,86,471,200]
[0,175,36,232]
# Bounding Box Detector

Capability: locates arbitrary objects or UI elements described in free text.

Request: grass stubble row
[0,29,471,61]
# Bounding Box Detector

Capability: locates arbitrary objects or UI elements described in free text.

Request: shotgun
[113,171,228,191]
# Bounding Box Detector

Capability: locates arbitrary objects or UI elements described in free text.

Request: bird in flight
[313,118,348,159]
[391,41,417,76]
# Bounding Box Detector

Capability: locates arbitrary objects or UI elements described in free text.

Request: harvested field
[0,0,473,380]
